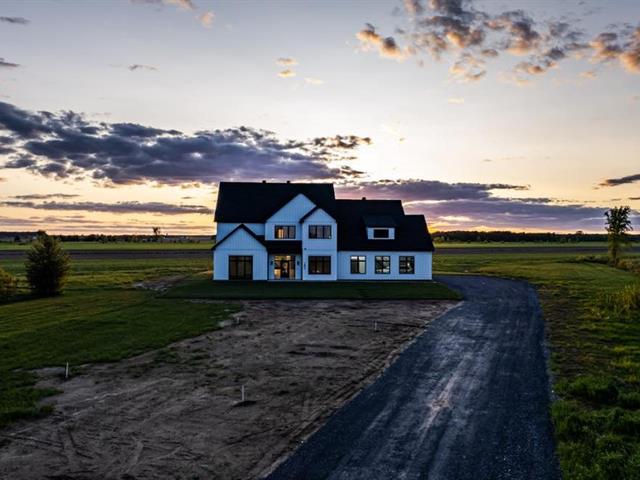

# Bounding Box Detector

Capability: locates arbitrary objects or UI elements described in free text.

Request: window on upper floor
[373,228,390,239]
[275,225,296,239]
[308,225,332,239]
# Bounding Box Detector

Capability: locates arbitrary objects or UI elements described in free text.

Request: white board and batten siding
[264,193,316,241]
[216,223,265,242]
[337,251,432,280]
[301,207,338,281]
[213,227,267,280]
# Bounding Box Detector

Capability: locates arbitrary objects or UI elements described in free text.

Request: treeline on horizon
[2,230,638,244]
[432,230,638,243]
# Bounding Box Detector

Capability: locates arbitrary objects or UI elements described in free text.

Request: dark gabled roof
[336,199,435,252]
[214,182,336,223]
[362,214,397,227]
[299,205,335,223]
[211,224,265,251]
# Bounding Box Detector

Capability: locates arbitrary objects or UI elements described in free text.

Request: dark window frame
[274,225,296,239]
[399,256,415,274]
[350,255,366,274]
[372,228,390,239]
[308,224,332,239]
[308,255,331,275]
[375,255,390,274]
[228,255,253,280]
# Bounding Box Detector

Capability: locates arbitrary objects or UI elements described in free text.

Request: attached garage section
[213,225,268,280]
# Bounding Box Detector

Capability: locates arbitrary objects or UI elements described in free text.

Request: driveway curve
[266,275,560,480]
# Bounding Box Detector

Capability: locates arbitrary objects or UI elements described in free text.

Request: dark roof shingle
[214,182,336,223]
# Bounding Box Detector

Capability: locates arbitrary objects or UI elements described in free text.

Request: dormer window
[275,225,296,239]
[373,228,390,239]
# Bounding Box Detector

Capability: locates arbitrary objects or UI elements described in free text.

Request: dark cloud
[0,57,20,68]
[128,64,157,71]
[1,200,211,215]
[0,16,29,25]
[10,193,80,200]
[337,178,628,230]
[358,0,639,82]
[0,101,372,186]
[337,179,528,201]
[599,173,640,187]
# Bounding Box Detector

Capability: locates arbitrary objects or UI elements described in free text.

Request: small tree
[152,227,162,242]
[605,206,633,265]
[25,231,70,296]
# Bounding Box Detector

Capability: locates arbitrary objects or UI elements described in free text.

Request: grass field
[0,255,240,427]
[2,246,640,478]
[435,252,640,479]
[0,241,214,251]
[165,274,461,300]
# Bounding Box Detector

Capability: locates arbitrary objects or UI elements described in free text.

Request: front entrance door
[274,255,295,280]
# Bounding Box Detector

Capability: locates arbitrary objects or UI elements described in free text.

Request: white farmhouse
[212,181,435,281]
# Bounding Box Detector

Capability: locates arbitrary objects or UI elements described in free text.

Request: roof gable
[212,224,265,251]
[266,193,316,223]
[214,182,336,223]
[336,199,434,252]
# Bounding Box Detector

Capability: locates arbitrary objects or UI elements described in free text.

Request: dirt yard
[0,299,456,480]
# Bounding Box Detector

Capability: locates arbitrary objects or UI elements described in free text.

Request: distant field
[0,241,214,251]
[433,241,611,248]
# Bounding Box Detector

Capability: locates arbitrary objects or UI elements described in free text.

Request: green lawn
[0,256,238,427]
[434,252,640,479]
[165,274,461,300]
[0,241,214,251]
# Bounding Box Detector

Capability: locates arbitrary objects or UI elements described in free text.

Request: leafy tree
[605,206,633,265]
[0,267,18,300]
[152,226,162,242]
[25,231,70,296]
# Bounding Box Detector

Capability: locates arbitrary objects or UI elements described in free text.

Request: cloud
[128,64,157,71]
[359,1,640,82]
[0,58,20,68]
[599,173,640,187]
[278,69,296,78]
[336,178,621,231]
[337,179,528,202]
[198,11,215,28]
[580,70,597,79]
[356,23,405,60]
[447,97,464,104]
[0,16,29,25]
[165,0,195,10]
[276,57,298,67]
[305,77,324,85]
[0,101,372,186]
[10,193,80,200]
[0,200,211,215]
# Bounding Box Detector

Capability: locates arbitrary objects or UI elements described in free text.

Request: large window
[229,255,253,280]
[308,225,332,239]
[350,255,366,274]
[275,225,296,239]
[373,228,390,239]
[399,256,415,274]
[375,255,390,274]
[308,256,331,275]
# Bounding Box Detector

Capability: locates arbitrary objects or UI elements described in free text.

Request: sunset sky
[0,0,639,234]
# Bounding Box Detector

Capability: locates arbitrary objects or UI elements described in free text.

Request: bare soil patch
[0,299,456,480]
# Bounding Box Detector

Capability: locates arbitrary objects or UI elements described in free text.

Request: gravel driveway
[267,275,560,480]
